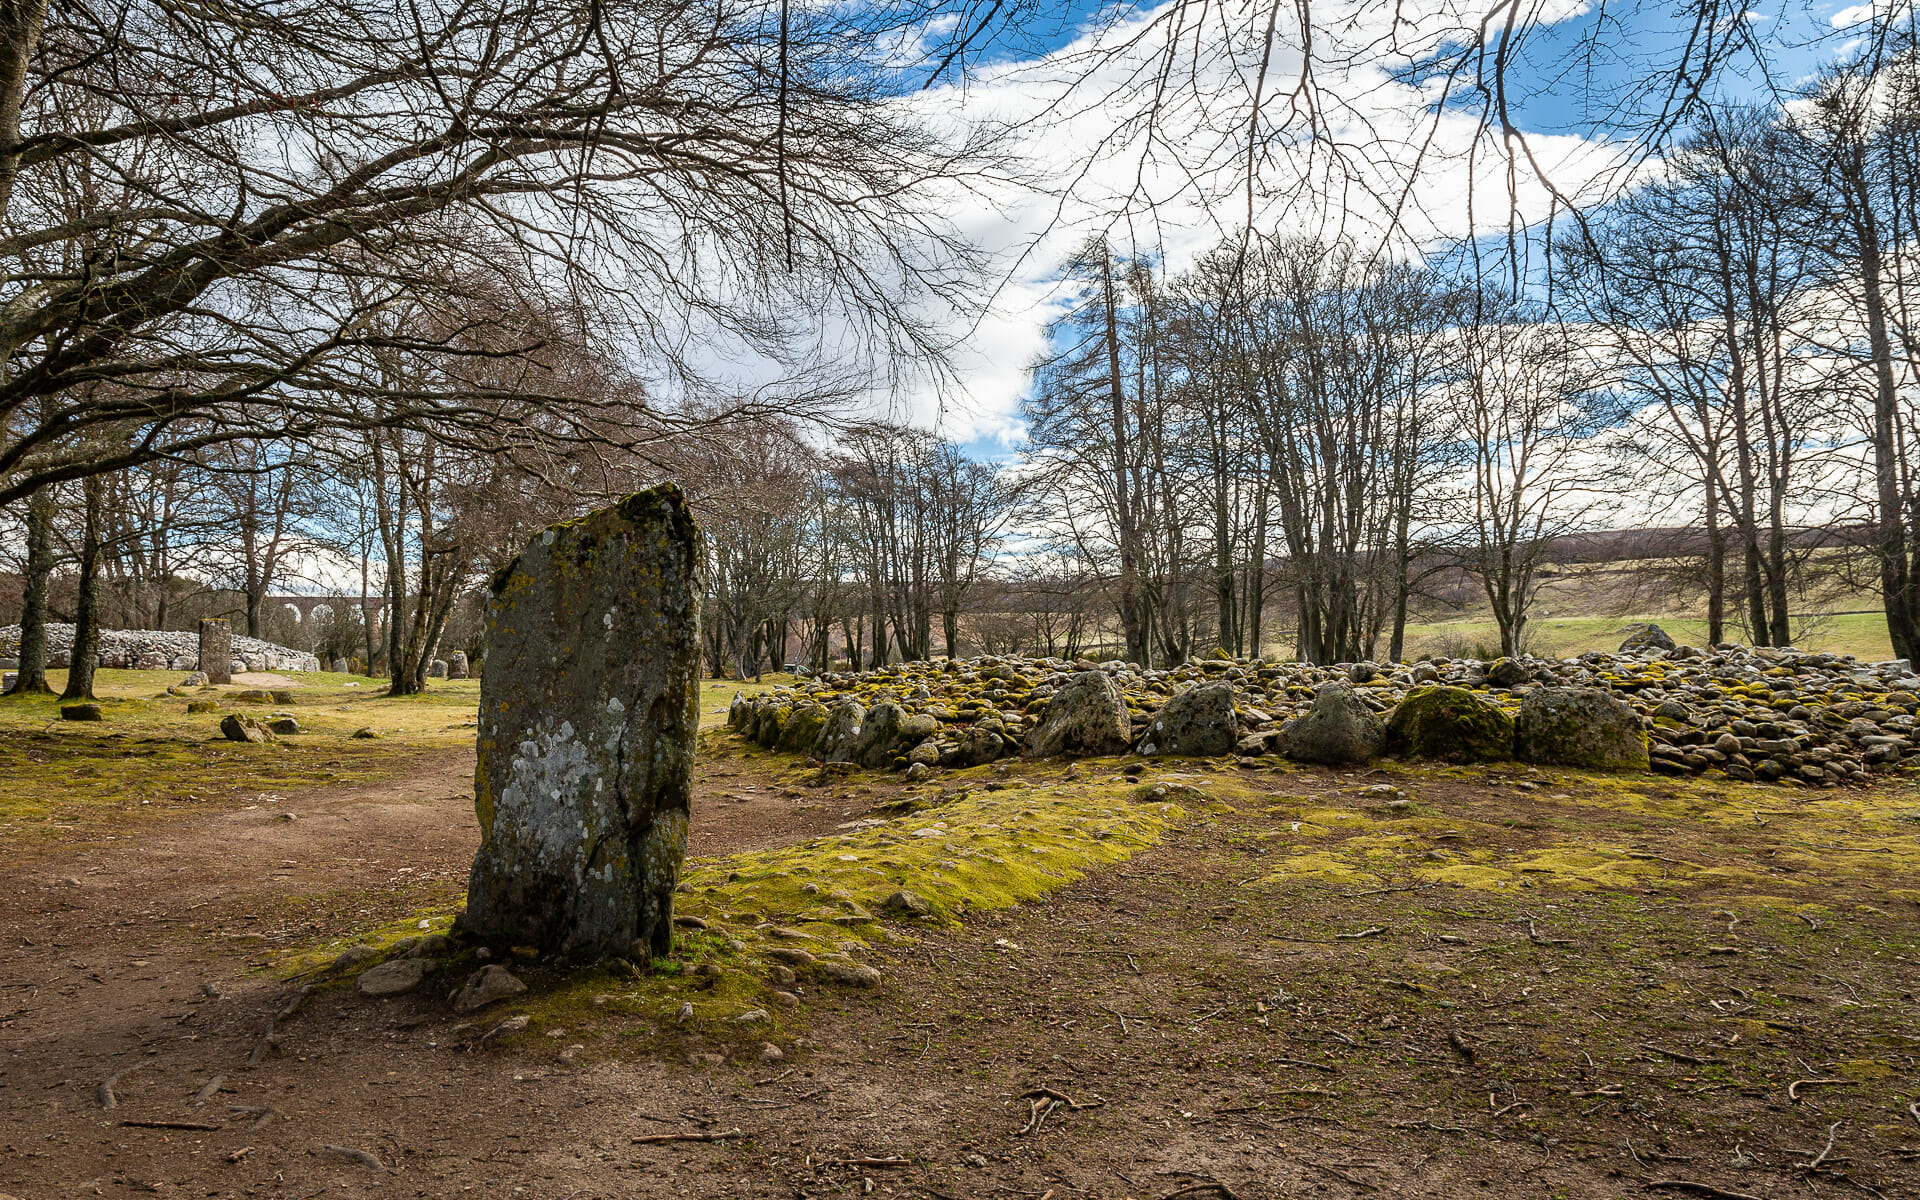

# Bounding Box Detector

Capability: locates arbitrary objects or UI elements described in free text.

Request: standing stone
[428,658,449,679]
[448,651,469,679]
[331,658,348,674]
[198,619,232,685]
[463,485,703,961]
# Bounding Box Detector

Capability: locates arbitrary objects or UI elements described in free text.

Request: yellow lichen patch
[1413,862,1519,890]
[678,780,1181,937]
[1505,846,1669,890]
[1248,850,1377,886]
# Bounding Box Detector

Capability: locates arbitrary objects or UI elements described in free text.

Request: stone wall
[0,623,320,673]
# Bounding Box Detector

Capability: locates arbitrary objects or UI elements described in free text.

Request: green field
[1395,610,1897,662]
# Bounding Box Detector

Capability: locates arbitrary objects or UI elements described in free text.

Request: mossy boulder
[1514,686,1649,772]
[1136,679,1237,757]
[1026,671,1131,758]
[1384,686,1513,763]
[816,697,865,762]
[851,703,936,768]
[777,703,828,755]
[1279,682,1384,765]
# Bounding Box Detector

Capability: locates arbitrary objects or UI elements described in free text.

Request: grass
[0,668,480,840]
[1396,610,1898,662]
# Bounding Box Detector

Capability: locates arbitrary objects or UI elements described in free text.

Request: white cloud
[864,0,1635,448]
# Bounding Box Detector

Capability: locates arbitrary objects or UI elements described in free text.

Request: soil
[2,743,1917,1199]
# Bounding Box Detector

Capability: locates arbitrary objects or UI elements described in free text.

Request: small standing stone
[428,658,448,679]
[462,485,703,960]
[448,651,469,679]
[198,619,232,685]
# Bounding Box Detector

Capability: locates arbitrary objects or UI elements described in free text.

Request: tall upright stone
[198,619,232,685]
[448,650,469,679]
[462,486,703,961]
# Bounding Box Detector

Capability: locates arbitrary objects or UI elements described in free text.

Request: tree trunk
[1704,480,1726,648]
[6,484,55,694]
[60,475,105,701]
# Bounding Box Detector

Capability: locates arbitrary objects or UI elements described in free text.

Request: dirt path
[2,748,1914,1199]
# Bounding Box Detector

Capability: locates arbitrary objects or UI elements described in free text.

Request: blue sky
[870,1,1884,464]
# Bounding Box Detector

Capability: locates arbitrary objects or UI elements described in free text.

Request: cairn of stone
[730,634,1919,786]
[198,619,232,685]
[462,485,703,960]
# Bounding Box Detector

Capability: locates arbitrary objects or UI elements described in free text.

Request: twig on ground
[192,1075,225,1106]
[1447,1031,1477,1064]
[275,986,313,1022]
[818,1156,910,1168]
[1642,1182,1761,1200]
[1641,1044,1714,1065]
[1301,1160,1377,1191]
[320,1145,386,1171]
[632,1128,745,1145]
[1154,1179,1239,1200]
[1788,1078,1856,1103]
[1019,1086,1107,1134]
[226,1104,277,1131]
[1098,1004,1132,1034]
[1267,1057,1338,1073]
[97,1065,146,1110]
[1334,927,1386,940]
[753,1068,794,1087]
[1799,1121,1842,1171]
[121,1120,222,1131]
[1795,911,1822,932]
[1523,918,1573,946]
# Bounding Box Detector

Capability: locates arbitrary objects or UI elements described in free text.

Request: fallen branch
[320,1144,386,1171]
[1788,1078,1855,1103]
[1447,1031,1477,1064]
[96,1065,146,1110]
[1523,918,1573,947]
[1019,1086,1107,1135]
[1798,1121,1841,1172]
[120,1120,222,1131]
[818,1156,911,1168]
[632,1128,745,1145]
[1641,1044,1714,1065]
[1642,1182,1761,1200]
[1334,927,1386,940]
[1155,1180,1239,1200]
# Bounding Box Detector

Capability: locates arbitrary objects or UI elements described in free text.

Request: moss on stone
[1383,686,1514,763]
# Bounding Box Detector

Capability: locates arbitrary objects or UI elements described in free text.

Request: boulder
[428,658,448,679]
[1026,671,1132,758]
[881,889,931,917]
[1514,687,1649,772]
[220,714,275,743]
[815,697,865,762]
[851,703,936,768]
[1618,623,1678,654]
[1279,683,1384,765]
[267,716,302,735]
[1136,679,1238,757]
[463,485,702,961]
[1384,686,1513,763]
[1486,657,1530,688]
[777,702,829,755]
[452,964,527,1013]
[356,958,428,997]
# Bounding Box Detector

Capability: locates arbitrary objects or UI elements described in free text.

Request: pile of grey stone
[0,623,319,673]
[728,628,1918,787]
